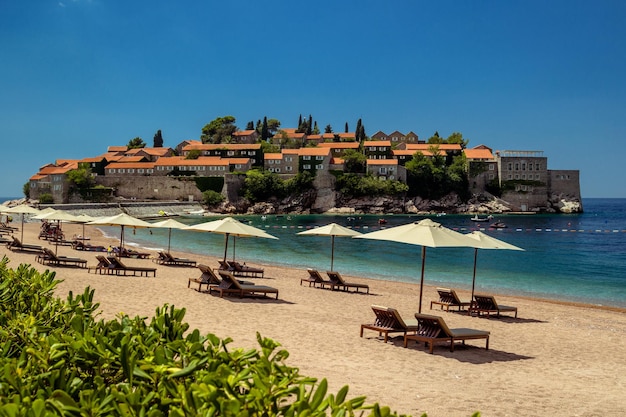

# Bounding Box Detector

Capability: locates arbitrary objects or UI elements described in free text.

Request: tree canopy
[201,116,238,144]
[127,137,146,149]
[153,130,164,147]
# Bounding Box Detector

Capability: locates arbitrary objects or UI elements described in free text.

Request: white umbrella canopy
[72,214,99,241]
[4,204,41,242]
[465,231,525,300]
[355,218,480,313]
[184,217,278,261]
[150,218,189,253]
[87,213,153,253]
[297,222,362,271]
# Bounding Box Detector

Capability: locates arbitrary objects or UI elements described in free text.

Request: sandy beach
[2,221,626,416]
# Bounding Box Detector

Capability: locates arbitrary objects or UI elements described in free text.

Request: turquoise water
[99,198,626,308]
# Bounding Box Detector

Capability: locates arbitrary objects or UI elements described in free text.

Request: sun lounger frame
[404,313,490,354]
[361,305,419,343]
[430,288,472,312]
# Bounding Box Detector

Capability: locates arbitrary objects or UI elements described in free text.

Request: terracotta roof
[233,130,257,136]
[405,143,462,151]
[106,162,156,169]
[264,153,283,159]
[126,147,173,156]
[183,143,261,151]
[336,132,356,138]
[81,156,107,163]
[317,142,359,149]
[107,146,128,152]
[366,159,398,166]
[155,156,229,166]
[117,156,146,163]
[226,158,251,164]
[297,147,331,157]
[464,148,494,160]
[364,140,391,147]
[331,157,345,164]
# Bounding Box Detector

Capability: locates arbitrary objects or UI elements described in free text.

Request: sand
[2,221,626,416]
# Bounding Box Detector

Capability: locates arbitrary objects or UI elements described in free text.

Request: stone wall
[96,176,204,201]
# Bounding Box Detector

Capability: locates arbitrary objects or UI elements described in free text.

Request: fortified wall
[95,176,204,202]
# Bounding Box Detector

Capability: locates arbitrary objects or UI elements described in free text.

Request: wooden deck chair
[37,247,87,268]
[210,270,278,299]
[361,305,419,343]
[430,288,472,312]
[106,256,157,277]
[326,271,370,294]
[300,268,334,288]
[157,251,197,267]
[469,294,518,318]
[404,313,490,354]
[7,236,44,254]
[89,255,115,274]
[188,264,221,292]
[227,261,264,278]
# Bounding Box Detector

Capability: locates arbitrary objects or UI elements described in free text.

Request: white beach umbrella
[355,218,480,313]
[4,204,41,242]
[297,222,362,271]
[184,217,278,262]
[32,209,81,253]
[150,218,189,253]
[87,213,153,254]
[465,231,525,300]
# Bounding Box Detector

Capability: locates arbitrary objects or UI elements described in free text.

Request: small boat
[378,218,388,225]
[471,214,493,222]
[489,221,507,229]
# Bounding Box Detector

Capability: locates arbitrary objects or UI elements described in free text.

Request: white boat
[471,214,493,222]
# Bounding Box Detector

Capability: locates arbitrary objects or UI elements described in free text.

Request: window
[379,167,387,174]
[303,155,311,160]
[535,163,540,170]
[316,164,323,169]
[529,164,533,171]
[227,151,234,156]
[286,166,293,172]
[303,164,311,169]
[268,160,274,164]
[536,174,540,180]
[316,155,324,160]
[389,175,395,180]
[488,173,494,180]
[522,163,526,170]
[489,165,494,170]
[514,163,519,170]
[508,174,512,179]
[378,147,386,151]
[286,157,293,162]
[507,163,512,170]
[274,167,281,172]
[514,174,519,179]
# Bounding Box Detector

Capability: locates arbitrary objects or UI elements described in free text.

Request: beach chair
[188,264,253,292]
[210,270,278,299]
[72,240,106,252]
[404,313,490,354]
[106,256,157,277]
[155,251,197,267]
[430,288,472,312]
[300,268,334,289]
[7,236,44,254]
[361,305,419,343]
[326,271,370,294]
[88,255,115,275]
[227,260,264,278]
[37,247,87,268]
[115,247,151,259]
[469,294,518,318]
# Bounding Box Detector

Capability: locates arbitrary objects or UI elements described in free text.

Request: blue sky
[1,0,625,198]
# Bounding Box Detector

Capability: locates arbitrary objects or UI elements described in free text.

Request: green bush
[0,256,418,416]
[37,193,54,204]
[202,189,225,206]
[336,174,408,197]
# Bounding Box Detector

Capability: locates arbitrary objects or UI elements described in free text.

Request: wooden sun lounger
[326,271,370,294]
[469,294,518,318]
[361,305,419,343]
[88,255,115,275]
[430,288,472,312]
[72,240,107,252]
[106,256,157,277]
[154,251,197,267]
[210,270,278,299]
[188,264,253,292]
[404,313,490,354]
[114,247,151,259]
[7,237,44,254]
[300,268,335,289]
[227,260,264,278]
[36,248,87,268]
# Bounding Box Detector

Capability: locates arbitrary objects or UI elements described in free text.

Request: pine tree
[261,116,269,142]
[153,130,163,147]
[307,115,313,135]
[246,121,254,130]
[345,122,349,133]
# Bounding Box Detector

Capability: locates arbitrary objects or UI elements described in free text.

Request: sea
[4,196,625,308]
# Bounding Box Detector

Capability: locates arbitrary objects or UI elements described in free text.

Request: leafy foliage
[127,137,146,149]
[342,149,366,173]
[336,174,408,197]
[185,149,201,160]
[202,189,225,206]
[153,130,164,147]
[242,170,314,203]
[0,257,420,416]
[201,116,238,144]
[195,176,225,193]
[405,152,470,200]
[37,193,54,204]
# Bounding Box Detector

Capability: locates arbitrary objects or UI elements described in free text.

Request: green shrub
[0,256,418,416]
[202,189,225,206]
[37,193,54,204]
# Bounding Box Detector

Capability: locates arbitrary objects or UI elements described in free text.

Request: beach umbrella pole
[167,228,172,253]
[418,246,426,313]
[223,234,229,262]
[330,235,335,271]
[471,248,478,301]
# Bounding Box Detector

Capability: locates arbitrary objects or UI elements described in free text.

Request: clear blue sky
[1,1,625,198]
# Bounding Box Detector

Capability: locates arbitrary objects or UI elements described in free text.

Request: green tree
[202,189,225,206]
[342,149,366,173]
[426,132,443,144]
[22,182,30,198]
[153,130,164,147]
[246,120,254,130]
[307,115,313,135]
[324,124,333,133]
[201,116,237,144]
[447,131,469,148]
[345,122,349,133]
[67,165,95,189]
[313,121,320,135]
[266,118,281,136]
[261,116,269,141]
[185,149,201,159]
[128,137,146,149]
